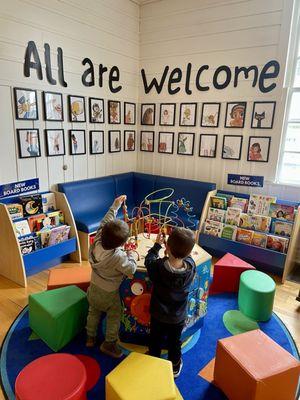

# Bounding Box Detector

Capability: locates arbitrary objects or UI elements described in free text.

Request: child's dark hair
[167,227,195,259]
[101,220,129,250]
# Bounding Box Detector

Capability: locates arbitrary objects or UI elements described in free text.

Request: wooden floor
[0,262,299,399]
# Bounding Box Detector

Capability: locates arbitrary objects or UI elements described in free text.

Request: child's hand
[155,233,165,245]
[113,195,127,208]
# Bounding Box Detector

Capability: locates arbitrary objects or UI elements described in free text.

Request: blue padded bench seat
[57,172,216,234]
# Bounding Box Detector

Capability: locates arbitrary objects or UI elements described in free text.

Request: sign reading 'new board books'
[0,179,40,198]
[227,174,264,188]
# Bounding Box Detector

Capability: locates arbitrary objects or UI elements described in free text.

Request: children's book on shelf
[207,207,225,222]
[248,194,277,216]
[37,229,52,248]
[211,196,227,210]
[225,207,241,226]
[239,213,252,229]
[236,228,254,244]
[42,192,57,213]
[251,232,267,248]
[216,192,233,204]
[221,225,237,240]
[229,197,248,212]
[20,194,43,217]
[266,235,289,253]
[203,220,223,237]
[48,225,70,246]
[18,234,41,255]
[6,203,23,220]
[28,214,46,232]
[14,219,31,237]
[47,210,64,227]
[251,215,271,232]
[271,219,293,237]
[269,203,295,221]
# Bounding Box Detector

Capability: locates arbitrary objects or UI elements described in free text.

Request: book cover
[203,220,223,237]
[46,210,64,227]
[250,215,271,232]
[271,219,293,237]
[236,228,254,244]
[248,194,260,215]
[251,232,267,248]
[269,203,295,221]
[229,197,248,212]
[248,195,277,216]
[216,193,233,203]
[42,193,57,213]
[210,196,227,210]
[225,207,241,226]
[207,207,226,223]
[37,229,52,247]
[48,225,70,246]
[261,196,277,216]
[19,194,43,217]
[267,235,289,253]
[239,213,252,229]
[19,235,36,255]
[6,203,23,220]
[221,225,237,240]
[14,219,31,237]
[28,213,46,232]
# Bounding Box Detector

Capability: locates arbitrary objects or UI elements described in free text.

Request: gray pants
[86,283,121,342]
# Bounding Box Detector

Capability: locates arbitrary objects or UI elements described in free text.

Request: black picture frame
[68,95,86,122]
[43,91,64,121]
[17,129,41,158]
[225,102,247,128]
[109,130,122,152]
[89,97,105,123]
[108,100,121,124]
[222,135,243,160]
[200,102,221,127]
[140,131,155,152]
[159,103,176,126]
[179,103,197,127]
[177,132,195,156]
[124,102,136,125]
[69,129,86,155]
[90,130,104,154]
[45,129,65,157]
[158,132,174,154]
[199,134,218,158]
[14,87,38,120]
[141,103,156,126]
[124,130,136,151]
[247,136,271,162]
[251,101,276,129]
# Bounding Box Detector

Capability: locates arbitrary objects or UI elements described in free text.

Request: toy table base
[119,234,212,345]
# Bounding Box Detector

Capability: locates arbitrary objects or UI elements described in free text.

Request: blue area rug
[1,293,299,400]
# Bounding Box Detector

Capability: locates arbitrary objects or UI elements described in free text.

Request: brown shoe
[86,336,96,348]
[100,341,123,358]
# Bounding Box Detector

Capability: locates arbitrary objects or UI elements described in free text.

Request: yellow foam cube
[106,352,182,400]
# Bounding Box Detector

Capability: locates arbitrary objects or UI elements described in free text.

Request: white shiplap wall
[0,0,139,191]
[138,0,299,201]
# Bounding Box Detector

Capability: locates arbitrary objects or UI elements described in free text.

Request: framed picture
[179,103,197,126]
[45,129,65,156]
[222,135,243,160]
[124,102,136,125]
[141,104,155,125]
[225,102,247,128]
[17,129,41,158]
[200,103,220,127]
[108,100,121,124]
[159,103,176,126]
[124,130,136,151]
[251,101,276,129]
[43,91,63,121]
[69,130,86,155]
[177,132,195,156]
[199,134,218,158]
[90,130,104,154]
[89,98,104,123]
[158,132,174,154]
[14,88,38,120]
[109,130,121,152]
[68,95,86,122]
[140,131,154,152]
[247,136,271,162]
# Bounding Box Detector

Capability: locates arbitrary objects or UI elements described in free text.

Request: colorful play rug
[1,294,299,400]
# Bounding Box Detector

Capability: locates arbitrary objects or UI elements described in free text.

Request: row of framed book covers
[202,193,296,254]
[5,193,70,255]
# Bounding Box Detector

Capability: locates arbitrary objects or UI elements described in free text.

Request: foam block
[210,253,255,295]
[214,330,300,400]
[47,266,91,291]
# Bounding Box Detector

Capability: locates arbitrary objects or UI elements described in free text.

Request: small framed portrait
[177,132,195,156]
[17,129,41,158]
[45,129,65,156]
[225,102,247,128]
[251,101,276,129]
[90,130,104,154]
[14,88,38,120]
[124,130,136,151]
[69,130,86,155]
[158,132,174,154]
[109,130,121,152]
[140,131,154,152]
[179,103,197,127]
[108,100,121,124]
[43,91,63,121]
[159,103,176,126]
[124,102,136,125]
[89,98,104,123]
[68,95,86,122]
[247,136,271,162]
[141,104,155,125]
[222,135,243,160]
[199,134,218,158]
[200,103,221,127]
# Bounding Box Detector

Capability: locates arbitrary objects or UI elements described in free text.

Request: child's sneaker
[86,336,96,348]
[173,359,183,378]
[100,340,123,358]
